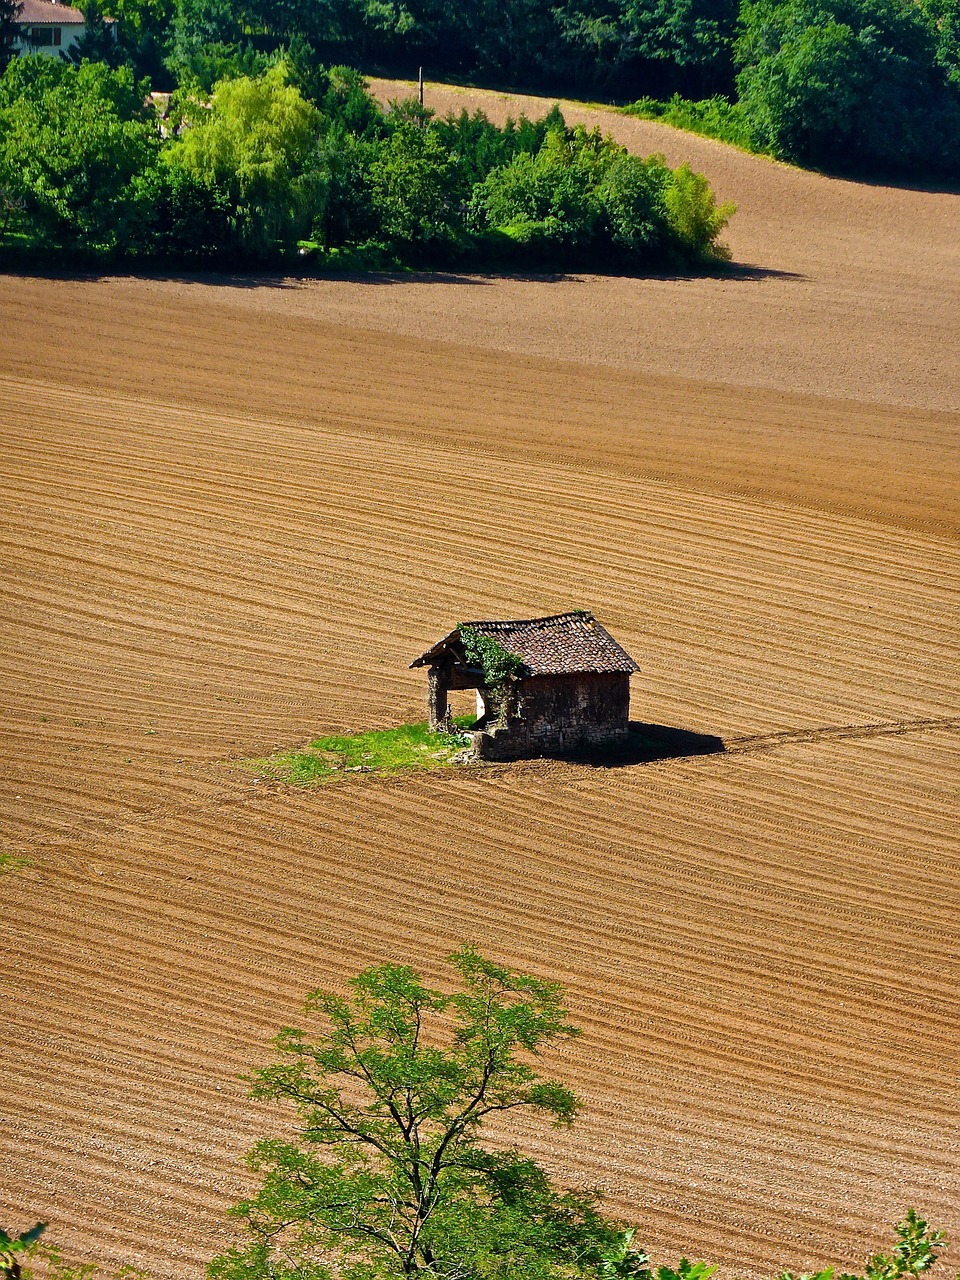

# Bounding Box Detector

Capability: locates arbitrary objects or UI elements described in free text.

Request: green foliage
[595,152,671,254]
[168,40,273,95]
[470,123,732,265]
[734,0,960,175]
[919,0,960,86]
[555,0,739,93]
[100,0,174,82]
[0,851,32,875]
[66,0,122,67]
[166,63,322,256]
[626,0,740,71]
[458,625,525,689]
[208,947,652,1280]
[777,1211,951,1280]
[137,160,234,260]
[1,1221,46,1275]
[0,54,733,269]
[248,719,472,784]
[0,0,951,177]
[0,57,158,253]
[471,125,606,256]
[366,120,461,251]
[663,163,735,259]
[209,947,957,1280]
[861,1212,950,1280]
[624,0,960,179]
[165,0,249,89]
[1,1222,146,1278]
[623,94,755,151]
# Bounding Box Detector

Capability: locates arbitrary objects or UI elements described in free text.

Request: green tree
[98,0,176,82]
[918,0,960,85]
[166,63,323,256]
[367,119,461,252]
[459,0,556,82]
[0,56,158,251]
[66,0,121,65]
[554,0,738,95]
[595,151,671,258]
[470,124,609,261]
[209,946,647,1280]
[0,0,22,75]
[735,0,960,175]
[165,0,254,90]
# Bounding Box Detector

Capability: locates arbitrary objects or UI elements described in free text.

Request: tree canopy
[208,946,649,1280]
[0,0,955,179]
[734,0,960,174]
[0,57,157,251]
[0,57,734,268]
[0,952,956,1279]
[206,949,957,1280]
[167,62,323,254]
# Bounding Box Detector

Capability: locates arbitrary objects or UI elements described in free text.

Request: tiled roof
[18,0,87,21]
[412,612,640,676]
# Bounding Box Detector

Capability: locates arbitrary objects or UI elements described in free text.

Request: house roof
[17,0,86,22]
[411,612,640,677]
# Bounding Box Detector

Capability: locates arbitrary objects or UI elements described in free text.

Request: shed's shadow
[562,721,725,768]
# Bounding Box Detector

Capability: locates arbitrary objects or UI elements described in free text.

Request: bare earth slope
[1,87,959,1280]
[369,79,960,415]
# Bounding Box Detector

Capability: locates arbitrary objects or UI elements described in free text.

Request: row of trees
[3,948,956,1279]
[5,0,956,179]
[733,0,960,176]
[0,57,734,267]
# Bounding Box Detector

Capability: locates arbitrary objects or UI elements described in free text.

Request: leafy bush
[596,152,672,256]
[366,122,462,253]
[0,57,158,253]
[734,0,960,175]
[623,94,756,150]
[165,63,322,257]
[472,123,733,267]
[664,162,736,259]
[459,626,525,689]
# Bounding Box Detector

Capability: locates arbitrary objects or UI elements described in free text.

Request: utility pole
[418,66,424,109]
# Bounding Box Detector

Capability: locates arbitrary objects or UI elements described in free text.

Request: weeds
[623,95,759,154]
[0,852,32,876]
[246,719,474,785]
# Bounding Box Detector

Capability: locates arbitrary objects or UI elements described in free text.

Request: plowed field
[1,84,959,1280]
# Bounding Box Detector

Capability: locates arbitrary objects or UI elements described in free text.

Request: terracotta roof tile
[413,612,639,676]
[18,0,87,22]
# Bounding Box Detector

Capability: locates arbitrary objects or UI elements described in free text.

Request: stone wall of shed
[473,672,630,761]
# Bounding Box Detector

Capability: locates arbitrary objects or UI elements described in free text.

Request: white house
[13,0,112,58]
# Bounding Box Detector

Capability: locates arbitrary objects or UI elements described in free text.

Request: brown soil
[1,85,958,1280]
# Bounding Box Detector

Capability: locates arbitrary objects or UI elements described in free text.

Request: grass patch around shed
[247,719,474,785]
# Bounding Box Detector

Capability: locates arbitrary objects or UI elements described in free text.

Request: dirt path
[363,79,960,415]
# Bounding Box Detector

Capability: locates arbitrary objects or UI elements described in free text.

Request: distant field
[1,84,958,1280]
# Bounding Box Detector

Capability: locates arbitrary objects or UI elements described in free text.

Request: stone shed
[411,611,639,761]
